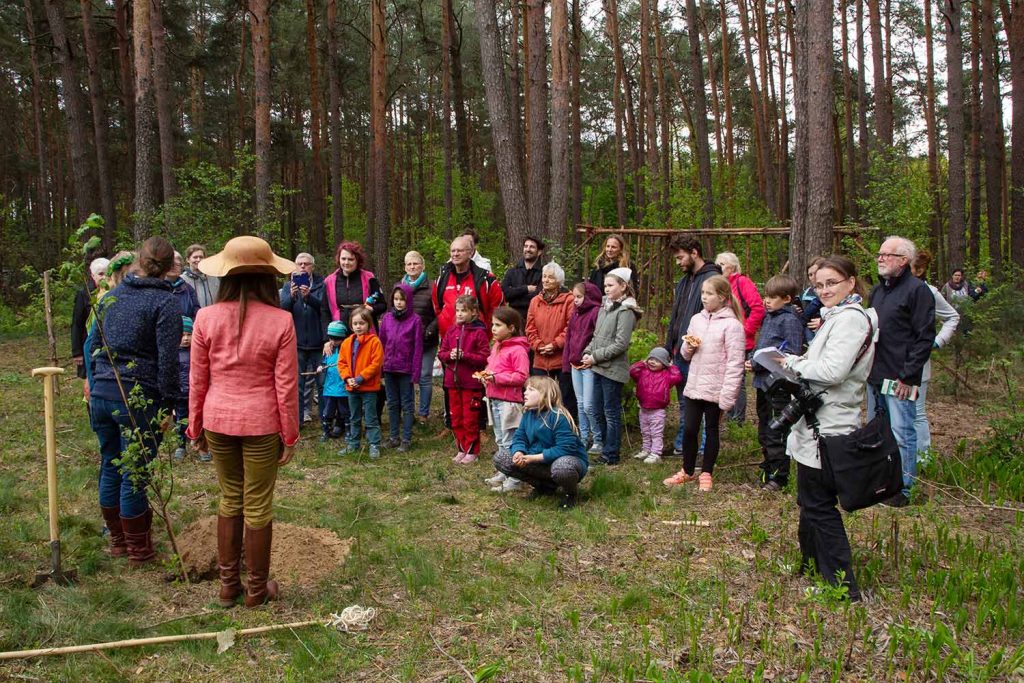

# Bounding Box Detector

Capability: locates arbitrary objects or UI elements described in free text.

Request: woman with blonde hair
[588,234,638,291]
[492,377,588,509]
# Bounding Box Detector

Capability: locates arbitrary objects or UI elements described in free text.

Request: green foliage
[857,154,932,247]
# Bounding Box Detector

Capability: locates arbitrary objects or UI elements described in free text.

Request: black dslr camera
[767,377,825,431]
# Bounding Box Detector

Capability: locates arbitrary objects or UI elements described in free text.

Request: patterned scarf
[821,293,863,320]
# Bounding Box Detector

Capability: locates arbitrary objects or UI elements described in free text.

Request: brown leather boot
[121,508,156,567]
[100,506,128,558]
[217,515,244,608]
[243,522,279,607]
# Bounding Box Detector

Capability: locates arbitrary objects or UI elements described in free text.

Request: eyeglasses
[877,252,907,260]
[813,279,848,292]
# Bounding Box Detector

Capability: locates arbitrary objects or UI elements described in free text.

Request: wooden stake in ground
[42,271,60,377]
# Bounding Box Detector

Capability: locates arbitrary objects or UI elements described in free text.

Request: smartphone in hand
[292,272,311,289]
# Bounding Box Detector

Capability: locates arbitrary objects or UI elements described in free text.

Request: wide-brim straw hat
[199,236,295,277]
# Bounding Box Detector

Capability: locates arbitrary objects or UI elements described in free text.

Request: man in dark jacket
[501,236,545,321]
[868,236,936,507]
[664,234,722,454]
[281,252,326,423]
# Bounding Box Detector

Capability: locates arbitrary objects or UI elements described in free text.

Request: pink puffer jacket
[682,307,746,410]
[484,336,530,403]
[629,361,683,410]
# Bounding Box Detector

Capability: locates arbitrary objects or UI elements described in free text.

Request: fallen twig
[428,631,473,682]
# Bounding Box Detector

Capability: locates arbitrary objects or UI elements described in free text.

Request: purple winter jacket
[378,283,424,384]
[561,282,603,371]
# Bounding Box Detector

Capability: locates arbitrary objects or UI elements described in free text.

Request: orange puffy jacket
[338,332,384,392]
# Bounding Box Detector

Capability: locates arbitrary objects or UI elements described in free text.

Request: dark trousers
[297,348,321,421]
[174,397,189,448]
[797,463,861,600]
[383,372,414,442]
[529,367,578,424]
[682,399,721,475]
[756,388,792,485]
[493,449,586,495]
[592,374,624,463]
[321,395,350,437]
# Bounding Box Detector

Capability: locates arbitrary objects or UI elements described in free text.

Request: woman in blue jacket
[493,376,588,509]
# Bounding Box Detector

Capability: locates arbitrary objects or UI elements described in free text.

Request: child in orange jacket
[338,308,384,458]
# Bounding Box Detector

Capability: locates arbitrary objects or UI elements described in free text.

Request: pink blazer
[186,300,300,446]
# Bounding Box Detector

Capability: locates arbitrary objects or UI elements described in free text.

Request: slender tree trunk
[698,1,723,167]
[776,0,791,220]
[132,0,158,236]
[448,5,472,181]
[114,0,135,207]
[721,0,734,167]
[189,0,206,148]
[868,0,892,148]
[856,0,869,206]
[980,0,1003,271]
[42,0,97,227]
[23,0,51,232]
[642,0,660,214]
[1002,0,1024,269]
[654,5,672,220]
[306,0,326,251]
[968,0,982,263]
[369,0,390,277]
[737,0,773,212]
[150,0,177,203]
[509,0,525,169]
[525,0,550,233]
[79,0,117,246]
[943,0,966,267]
[441,0,455,227]
[548,0,570,241]
[249,0,272,231]
[685,0,715,229]
[474,0,530,253]
[603,0,628,225]
[569,0,583,228]
[327,0,345,243]
[923,0,944,273]
[841,0,856,220]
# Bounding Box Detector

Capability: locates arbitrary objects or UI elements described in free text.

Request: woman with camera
[782,255,877,602]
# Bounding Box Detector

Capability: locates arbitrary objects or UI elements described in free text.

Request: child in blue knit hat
[320,320,350,442]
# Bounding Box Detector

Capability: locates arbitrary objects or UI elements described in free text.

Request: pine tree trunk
[943,0,966,268]
[602,0,628,225]
[23,0,51,232]
[327,0,345,243]
[855,0,869,206]
[841,0,856,221]
[526,0,550,233]
[776,0,791,220]
[569,0,583,229]
[150,0,177,203]
[642,0,660,214]
[189,0,206,148]
[1002,0,1024,269]
[654,5,672,220]
[923,0,944,273]
[868,0,892,148]
[474,0,530,253]
[721,0,734,167]
[698,2,723,169]
[115,0,135,207]
[249,0,272,231]
[736,0,772,212]
[42,0,98,227]
[968,0,982,264]
[132,0,158,236]
[79,0,117,246]
[369,0,390,278]
[685,0,715,230]
[548,0,570,241]
[980,0,1003,271]
[306,0,326,251]
[441,0,455,228]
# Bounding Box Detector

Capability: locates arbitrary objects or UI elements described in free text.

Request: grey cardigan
[583,297,642,384]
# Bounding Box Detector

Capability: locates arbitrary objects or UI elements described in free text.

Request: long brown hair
[217,273,280,333]
[594,234,630,269]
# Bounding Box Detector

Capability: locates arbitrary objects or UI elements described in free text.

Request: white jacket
[922,284,960,383]
[784,304,879,469]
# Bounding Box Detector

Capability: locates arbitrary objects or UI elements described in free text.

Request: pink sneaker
[698,472,713,492]
[452,451,465,462]
[459,452,479,464]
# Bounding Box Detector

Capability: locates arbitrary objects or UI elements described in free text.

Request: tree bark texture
[249,0,273,231]
[370,0,390,278]
[684,0,714,230]
[327,0,345,243]
[980,0,1004,271]
[548,0,570,242]
[79,0,117,245]
[526,0,550,235]
[132,0,158,236]
[943,0,966,267]
[1003,0,1024,269]
[306,0,326,251]
[23,0,52,232]
[150,0,177,204]
[868,0,892,148]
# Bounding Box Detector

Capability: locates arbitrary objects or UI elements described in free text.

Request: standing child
[664,275,745,491]
[579,268,642,465]
[562,282,603,454]
[379,283,424,452]
[480,306,531,492]
[439,295,490,463]
[320,320,350,442]
[338,308,384,458]
[629,347,683,464]
[492,376,589,510]
[750,275,806,490]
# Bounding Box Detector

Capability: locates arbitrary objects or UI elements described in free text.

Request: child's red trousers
[448,388,484,455]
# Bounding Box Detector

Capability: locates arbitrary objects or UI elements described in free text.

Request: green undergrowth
[1,334,1023,681]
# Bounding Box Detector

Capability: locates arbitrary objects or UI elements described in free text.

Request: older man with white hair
[281,252,325,423]
[868,235,935,508]
[71,257,110,379]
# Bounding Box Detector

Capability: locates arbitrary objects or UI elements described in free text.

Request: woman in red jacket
[187,236,299,609]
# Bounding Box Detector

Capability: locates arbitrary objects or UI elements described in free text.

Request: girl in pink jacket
[664,275,745,492]
[479,307,531,492]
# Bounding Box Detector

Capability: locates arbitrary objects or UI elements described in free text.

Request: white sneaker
[492,477,526,493]
[588,443,603,455]
[633,450,649,460]
[484,471,507,486]
[643,453,662,464]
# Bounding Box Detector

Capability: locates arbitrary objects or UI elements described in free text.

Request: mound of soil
[176,515,352,586]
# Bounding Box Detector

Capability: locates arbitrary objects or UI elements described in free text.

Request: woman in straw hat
[186,236,299,608]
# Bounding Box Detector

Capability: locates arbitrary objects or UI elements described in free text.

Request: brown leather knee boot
[121,508,156,567]
[243,521,279,607]
[217,515,245,607]
[100,506,128,558]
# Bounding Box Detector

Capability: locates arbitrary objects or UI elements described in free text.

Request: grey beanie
[646,347,671,366]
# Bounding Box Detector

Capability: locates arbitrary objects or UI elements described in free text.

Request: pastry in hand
[683,334,702,348]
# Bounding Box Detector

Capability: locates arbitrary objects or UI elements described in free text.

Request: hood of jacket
[496,335,530,353]
[124,273,174,292]
[392,282,416,318]
[605,296,643,316]
[579,281,602,312]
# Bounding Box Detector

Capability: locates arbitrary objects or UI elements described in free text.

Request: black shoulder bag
[810,309,903,512]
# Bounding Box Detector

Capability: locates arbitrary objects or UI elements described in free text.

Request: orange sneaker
[663,470,697,487]
[698,472,713,492]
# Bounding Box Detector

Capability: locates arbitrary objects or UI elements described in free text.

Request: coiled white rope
[327,605,377,632]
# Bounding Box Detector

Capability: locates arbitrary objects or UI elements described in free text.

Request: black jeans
[796,463,861,600]
[682,399,721,475]
[756,388,792,485]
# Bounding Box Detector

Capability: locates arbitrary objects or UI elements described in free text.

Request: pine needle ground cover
[1,333,1022,681]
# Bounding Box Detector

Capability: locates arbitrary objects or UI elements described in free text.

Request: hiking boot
[100,506,127,558]
[243,522,279,607]
[121,508,157,567]
[396,441,411,453]
[386,437,401,449]
[217,515,244,608]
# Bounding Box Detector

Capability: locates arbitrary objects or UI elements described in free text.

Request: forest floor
[0,332,1022,682]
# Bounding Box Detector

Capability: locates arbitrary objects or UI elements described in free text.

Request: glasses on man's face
[813,279,846,292]
[877,252,907,261]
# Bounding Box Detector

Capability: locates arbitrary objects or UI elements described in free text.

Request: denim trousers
[868,383,918,496]
[592,373,624,462]
[297,347,321,421]
[418,344,437,417]
[672,357,690,451]
[570,367,597,445]
[384,372,415,442]
[348,391,382,448]
[90,396,162,517]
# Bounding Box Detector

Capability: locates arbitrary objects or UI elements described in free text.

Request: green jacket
[583,297,642,384]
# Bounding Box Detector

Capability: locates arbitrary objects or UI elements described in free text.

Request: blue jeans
[348,391,382,448]
[592,373,623,462]
[868,384,918,497]
[90,396,162,517]
[914,376,931,455]
[672,357,690,451]
[384,372,415,442]
[297,347,321,421]
[571,367,597,446]
[418,344,437,417]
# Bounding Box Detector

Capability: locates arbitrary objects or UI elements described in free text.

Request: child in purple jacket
[379,283,424,451]
[629,346,683,464]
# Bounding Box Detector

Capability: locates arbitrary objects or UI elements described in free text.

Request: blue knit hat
[327,320,348,339]
[182,316,194,334]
